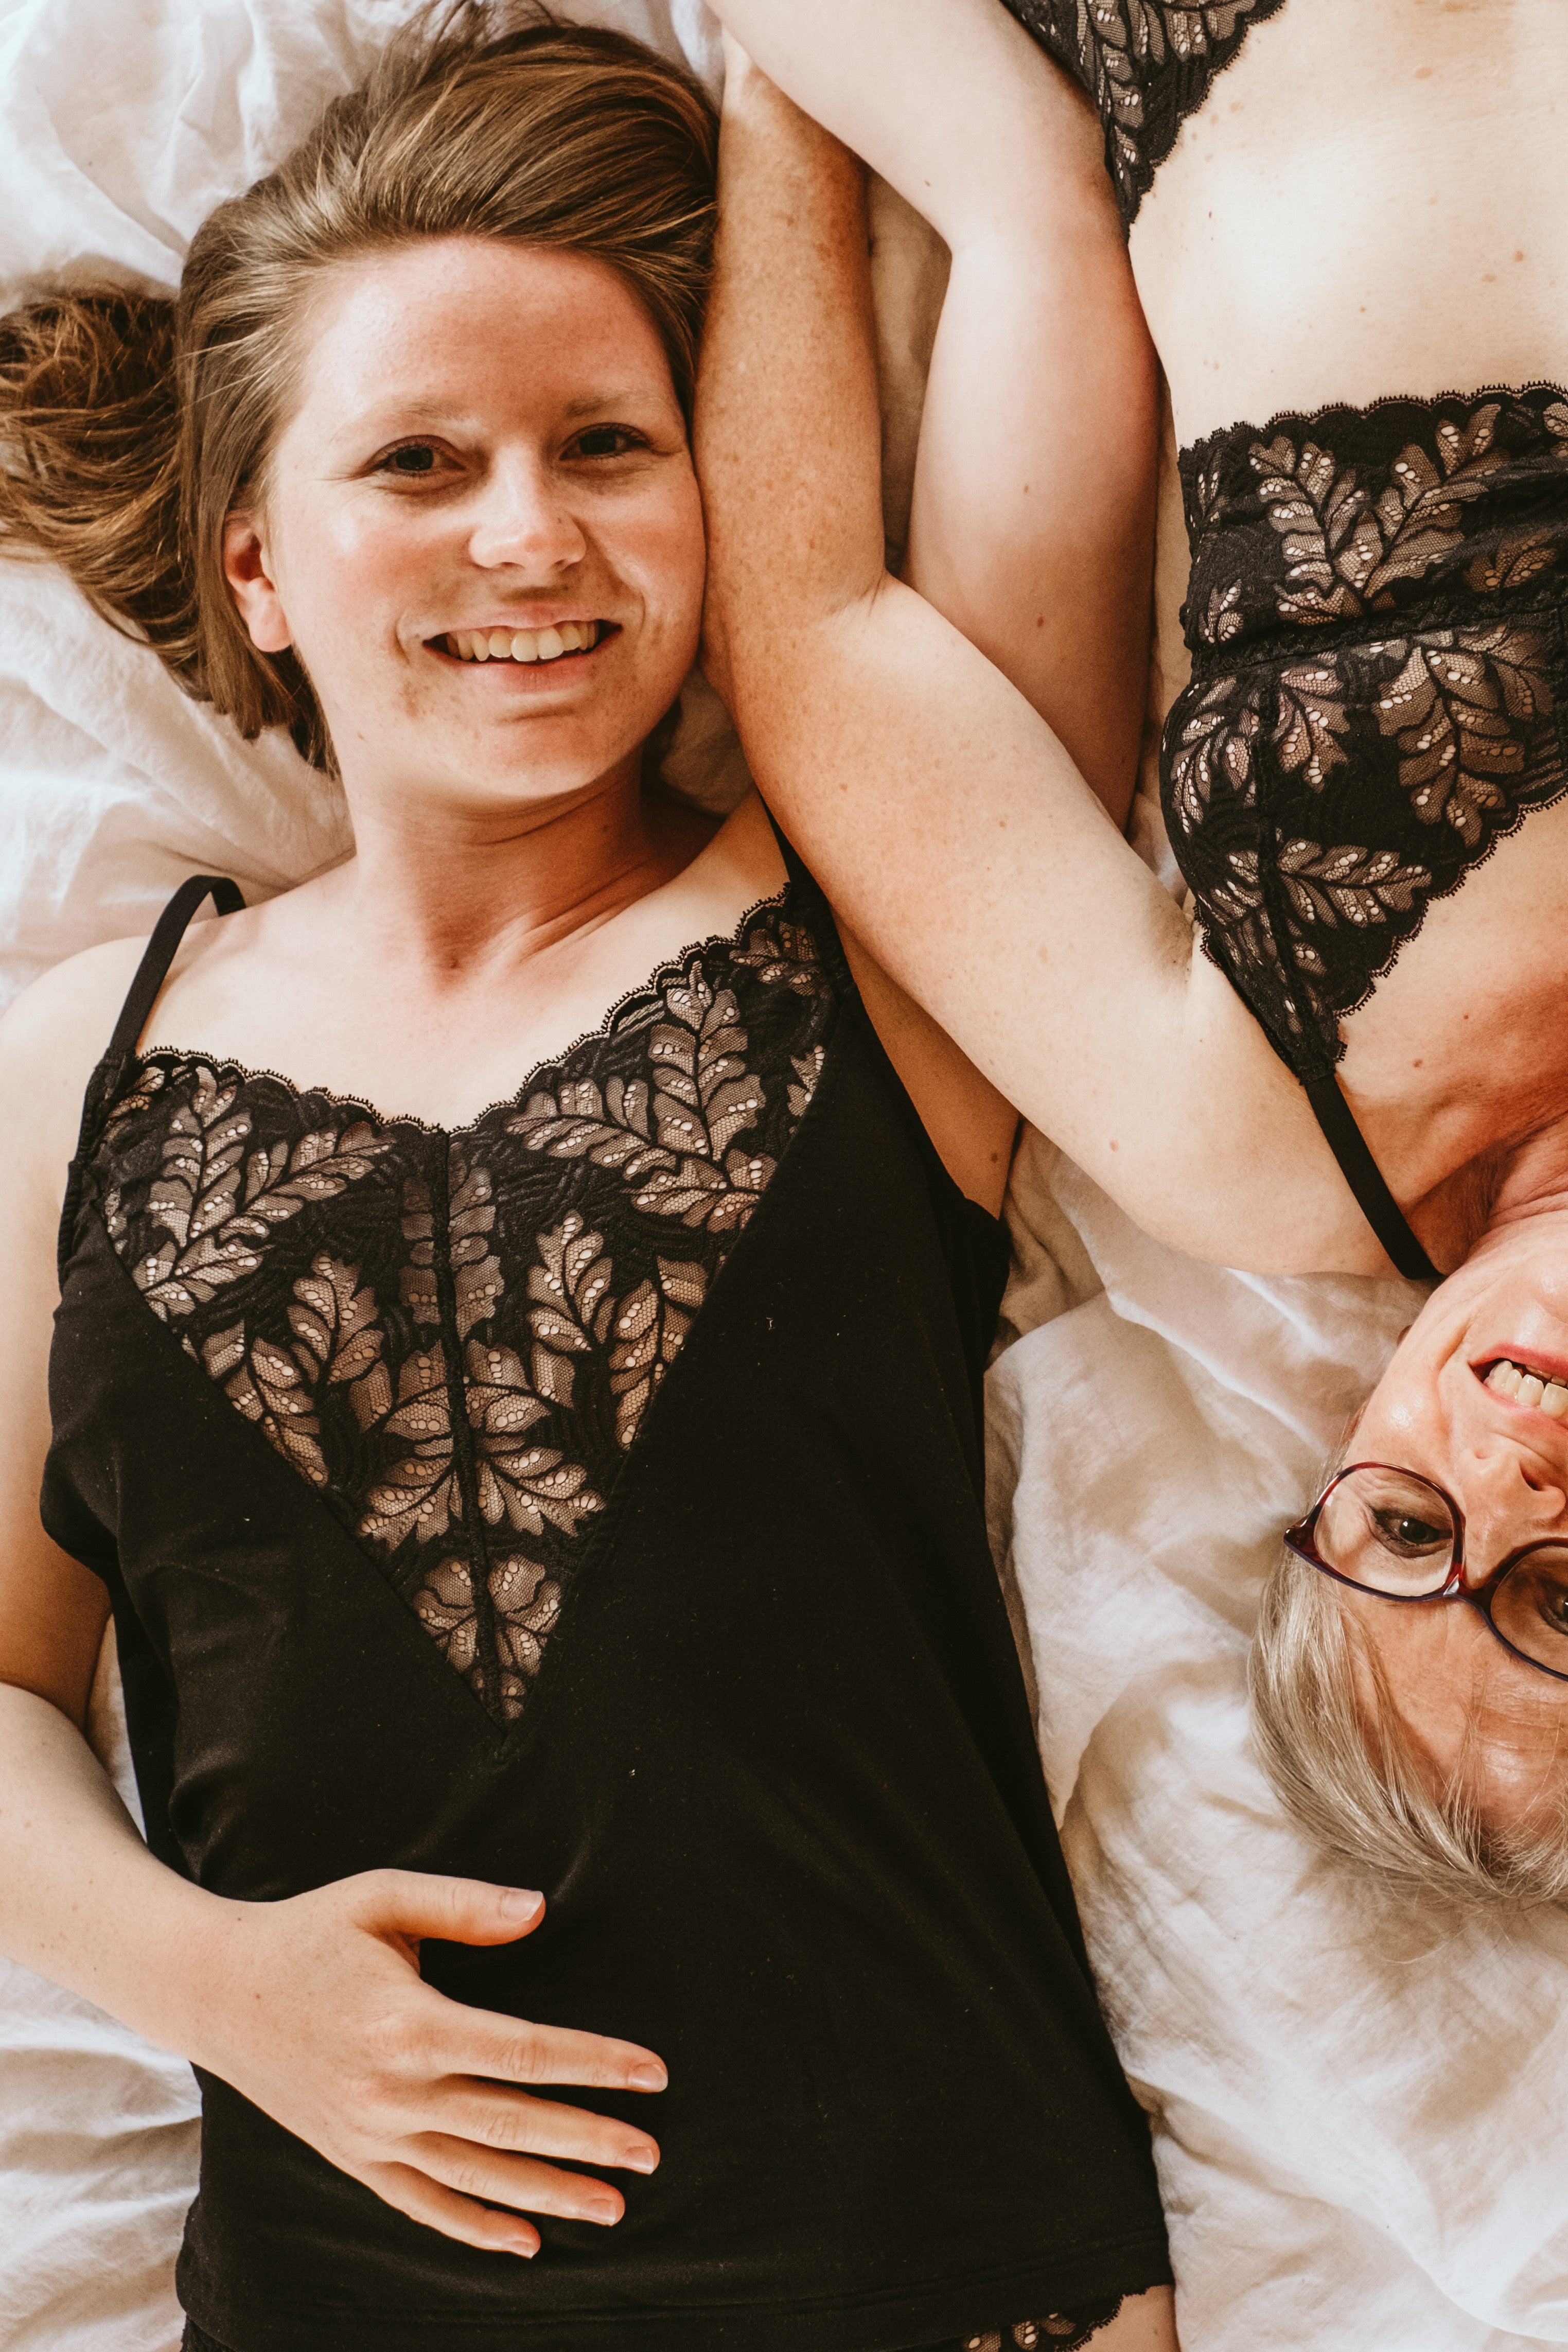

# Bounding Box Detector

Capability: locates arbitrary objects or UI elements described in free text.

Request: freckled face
[226,236,706,819]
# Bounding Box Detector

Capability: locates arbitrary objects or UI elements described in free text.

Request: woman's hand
[190,1869,665,2257]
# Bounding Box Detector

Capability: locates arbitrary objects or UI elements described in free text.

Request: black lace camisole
[1000,2,1568,1279]
[41,853,1171,2352]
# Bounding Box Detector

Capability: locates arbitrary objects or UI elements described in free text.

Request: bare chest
[1131,0,1568,444]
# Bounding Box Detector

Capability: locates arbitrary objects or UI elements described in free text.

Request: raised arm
[696,58,1385,1277]
[703,0,1157,826]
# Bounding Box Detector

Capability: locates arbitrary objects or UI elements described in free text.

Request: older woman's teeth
[1485,1358,1568,1414]
[449,622,598,663]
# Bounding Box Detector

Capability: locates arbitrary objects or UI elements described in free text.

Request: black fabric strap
[57,874,244,1287]
[104,873,245,1069]
[1303,1072,1439,1283]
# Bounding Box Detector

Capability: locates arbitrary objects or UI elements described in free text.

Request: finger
[413,2134,628,2226]
[449,2007,668,2095]
[441,2084,660,2173]
[362,2160,540,2258]
[348,1870,546,1950]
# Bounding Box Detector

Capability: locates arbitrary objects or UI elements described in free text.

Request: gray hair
[1250,1539,1568,1907]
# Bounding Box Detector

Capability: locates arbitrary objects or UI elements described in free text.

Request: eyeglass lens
[1314,1469,1568,1668]
[1315,1468,1456,1595]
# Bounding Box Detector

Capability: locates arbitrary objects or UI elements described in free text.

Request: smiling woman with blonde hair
[0,6,1175,2348]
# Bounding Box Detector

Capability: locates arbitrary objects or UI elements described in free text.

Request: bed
[2,1,1565,2343]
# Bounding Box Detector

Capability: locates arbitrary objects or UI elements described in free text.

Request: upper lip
[427,614,609,638]
[1473,1346,1568,1390]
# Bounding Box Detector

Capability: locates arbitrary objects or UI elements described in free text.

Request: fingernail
[629,2061,667,2091]
[585,2195,623,2225]
[626,2143,660,2173]
[500,1887,544,1921]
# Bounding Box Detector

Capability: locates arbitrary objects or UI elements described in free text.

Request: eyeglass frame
[1285,1460,1568,1685]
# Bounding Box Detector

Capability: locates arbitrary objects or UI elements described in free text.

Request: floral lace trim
[999,0,1290,228]
[958,2304,1125,2351]
[95,897,838,1726]
[1161,387,1568,1070]
[136,888,799,1142]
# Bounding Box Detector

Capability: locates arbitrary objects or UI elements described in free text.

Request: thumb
[350,1869,545,1950]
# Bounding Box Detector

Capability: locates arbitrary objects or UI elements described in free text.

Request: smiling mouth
[437,621,610,665]
[1481,1356,1568,1416]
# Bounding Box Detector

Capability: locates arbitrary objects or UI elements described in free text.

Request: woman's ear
[222,508,293,654]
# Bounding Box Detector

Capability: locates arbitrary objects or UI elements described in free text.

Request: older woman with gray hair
[698,0,1568,1907]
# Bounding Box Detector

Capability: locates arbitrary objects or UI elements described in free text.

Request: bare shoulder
[0,934,149,1220]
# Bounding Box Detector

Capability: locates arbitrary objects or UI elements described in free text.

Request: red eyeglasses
[1285,1462,1568,1682]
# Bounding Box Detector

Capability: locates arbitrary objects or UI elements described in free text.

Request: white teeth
[1484,1357,1568,1409]
[449,621,601,662]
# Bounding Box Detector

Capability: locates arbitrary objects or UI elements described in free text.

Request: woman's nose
[467,460,588,574]
[1460,1442,1568,1580]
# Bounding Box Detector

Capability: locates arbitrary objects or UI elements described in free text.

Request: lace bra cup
[1162,387,1568,1080]
[998,0,1291,230]
[91,893,838,1726]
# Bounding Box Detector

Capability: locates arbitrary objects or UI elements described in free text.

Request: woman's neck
[319,753,714,994]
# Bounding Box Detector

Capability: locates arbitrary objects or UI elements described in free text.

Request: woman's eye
[571,425,644,460]
[374,442,442,476]
[1375,1512,1448,1554]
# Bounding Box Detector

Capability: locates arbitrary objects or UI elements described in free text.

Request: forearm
[707,0,1158,821]
[701,60,884,694]
[0,1679,233,2061]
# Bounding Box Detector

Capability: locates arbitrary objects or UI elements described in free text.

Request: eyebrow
[337,387,664,438]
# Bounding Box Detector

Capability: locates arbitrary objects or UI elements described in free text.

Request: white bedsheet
[993,1142,1568,2349]
[3,0,1566,2344]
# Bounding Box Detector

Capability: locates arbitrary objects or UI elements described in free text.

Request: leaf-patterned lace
[956,2303,1125,2351]
[92,892,837,1725]
[998,0,1290,228]
[1164,389,1568,1071]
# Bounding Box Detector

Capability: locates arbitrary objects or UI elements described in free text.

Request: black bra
[998,0,1291,230]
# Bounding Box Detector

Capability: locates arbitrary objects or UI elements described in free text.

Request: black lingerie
[48,858,1172,2349]
[1162,388,1568,1273]
[999,1,1568,1276]
[998,0,1290,230]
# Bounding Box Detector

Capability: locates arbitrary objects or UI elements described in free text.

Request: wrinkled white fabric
[992,1138,1568,2349]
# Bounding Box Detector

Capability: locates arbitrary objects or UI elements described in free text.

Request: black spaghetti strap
[758,805,858,1000]
[57,875,244,1286]
[1303,1073,1439,1284]
[104,874,245,1070]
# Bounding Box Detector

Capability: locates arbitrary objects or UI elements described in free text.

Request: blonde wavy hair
[1250,1479,1568,1907]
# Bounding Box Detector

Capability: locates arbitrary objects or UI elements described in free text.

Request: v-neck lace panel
[89,888,839,1724]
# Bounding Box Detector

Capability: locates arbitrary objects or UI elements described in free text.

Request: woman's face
[1337,1213,1568,1821]
[224,235,706,824]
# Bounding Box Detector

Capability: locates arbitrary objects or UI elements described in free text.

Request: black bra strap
[1303,1073,1439,1283]
[104,873,246,1070]
[758,804,857,1001]
[58,874,244,1287]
